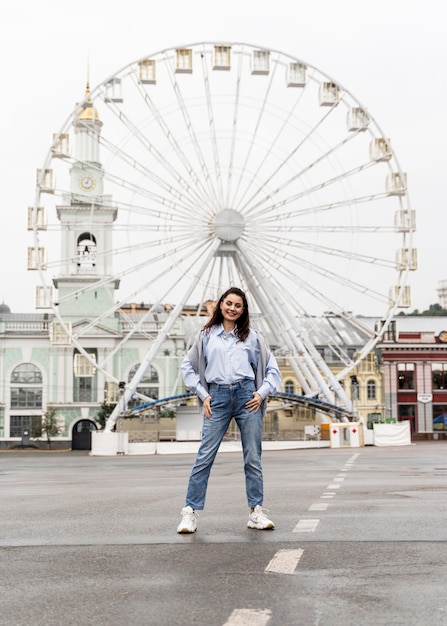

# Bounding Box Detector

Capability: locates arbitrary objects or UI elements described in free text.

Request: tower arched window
[128,363,160,402]
[77,232,97,271]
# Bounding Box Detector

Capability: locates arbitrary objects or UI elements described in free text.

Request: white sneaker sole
[247,521,275,530]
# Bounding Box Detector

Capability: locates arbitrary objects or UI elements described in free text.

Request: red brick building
[379,317,447,439]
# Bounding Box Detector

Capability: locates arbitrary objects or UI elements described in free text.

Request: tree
[95,402,116,430]
[41,408,64,449]
[398,303,447,317]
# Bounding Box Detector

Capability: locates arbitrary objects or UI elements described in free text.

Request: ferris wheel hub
[213,209,246,242]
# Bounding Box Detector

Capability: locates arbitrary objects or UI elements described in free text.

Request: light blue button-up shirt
[181,324,281,402]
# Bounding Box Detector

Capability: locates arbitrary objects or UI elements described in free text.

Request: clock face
[79,175,96,191]
[439,331,447,343]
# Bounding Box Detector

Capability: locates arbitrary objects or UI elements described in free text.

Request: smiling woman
[177,286,282,533]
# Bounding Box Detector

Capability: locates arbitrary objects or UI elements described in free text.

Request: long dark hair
[203,287,250,342]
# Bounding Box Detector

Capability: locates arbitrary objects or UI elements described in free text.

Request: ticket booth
[330,422,363,448]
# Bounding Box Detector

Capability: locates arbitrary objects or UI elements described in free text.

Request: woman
[177,287,281,533]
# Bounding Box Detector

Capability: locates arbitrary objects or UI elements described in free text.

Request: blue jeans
[185,379,263,510]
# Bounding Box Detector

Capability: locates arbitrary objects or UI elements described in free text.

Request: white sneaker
[177,506,197,533]
[247,505,275,530]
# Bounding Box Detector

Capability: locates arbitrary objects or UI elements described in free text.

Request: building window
[367,379,377,400]
[432,364,447,390]
[433,405,447,431]
[76,232,96,272]
[11,388,42,408]
[284,380,295,394]
[11,363,42,384]
[350,375,359,400]
[10,363,43,408]
[10,415,42,438]
[398,404,416,423]
[397,363,415,390]
[74,377,93,403]
[128,363,160,404]
[73,350,97,402]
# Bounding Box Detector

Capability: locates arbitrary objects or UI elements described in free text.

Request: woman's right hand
[203,395,212,419]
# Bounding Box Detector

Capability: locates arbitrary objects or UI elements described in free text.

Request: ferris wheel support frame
[236,240,353,412]
[104,239,221,432]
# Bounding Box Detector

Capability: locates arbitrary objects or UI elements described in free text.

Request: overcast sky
[0,0,444,314]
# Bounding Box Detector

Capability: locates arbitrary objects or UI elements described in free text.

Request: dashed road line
[265,548,304,574]
[223,608,272,626]
[309,502,329,511]
[293,518,320,533]
[327,483,341,489]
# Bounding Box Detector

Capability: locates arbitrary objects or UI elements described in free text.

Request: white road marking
[321,493,336,498]
[293,519,320,533]
[309,503,329,511]
[334,476,345,482]
[327,483,341,489]
[223,608,272,626]
[265,548,304,574]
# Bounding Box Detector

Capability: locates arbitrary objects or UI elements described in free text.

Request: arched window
[367,379,377,400]
[77,232,96,271]
[284,380,295,394]
[10,363,42,408]
[128,363,160,401]
[11,363,42,384]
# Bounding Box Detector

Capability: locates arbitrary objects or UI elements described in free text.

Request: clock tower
[70,82,104,197]
[53,83,119,325]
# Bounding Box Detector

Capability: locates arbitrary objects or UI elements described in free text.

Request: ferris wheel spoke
[199,53,225,203]
[247,156,378,220]
[58,232,208,308]
[246,237,390,307]
[225,50,244,209]
[237,101,339,214]
[89,134,208,218]
[163,54,222,209]
[229,56,280,210]
[236,242,348,404]
[104,76,218,210]
[105,238,223,431]
[258,232,396,269]
[234,65,309,213]
[96,131,208,216]
[256,191,392,224]
[70,237,217,341]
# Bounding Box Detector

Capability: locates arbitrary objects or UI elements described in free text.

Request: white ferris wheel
[31,42,416,421]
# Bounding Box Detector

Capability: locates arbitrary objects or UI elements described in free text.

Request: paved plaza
[1,442,447,625]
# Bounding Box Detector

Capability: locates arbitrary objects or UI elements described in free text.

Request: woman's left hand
[245,391,263,412]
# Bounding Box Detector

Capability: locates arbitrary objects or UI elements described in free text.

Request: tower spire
[77,57,99,122]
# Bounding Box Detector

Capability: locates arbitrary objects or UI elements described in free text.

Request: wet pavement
[1,443,446,625]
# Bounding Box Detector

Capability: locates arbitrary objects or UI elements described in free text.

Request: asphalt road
[1,442,446,626]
